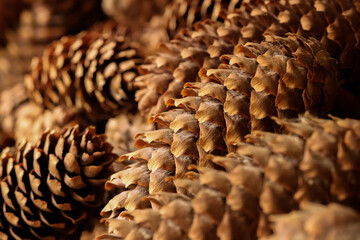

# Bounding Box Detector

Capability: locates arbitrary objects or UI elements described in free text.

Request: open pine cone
[25,28,142,121]
[135,0,360,118]
[0,125,117,239]
[100,34,338,222]
[101,113,360,239]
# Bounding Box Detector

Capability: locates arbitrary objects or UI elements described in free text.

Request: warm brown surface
[101,113,360,239]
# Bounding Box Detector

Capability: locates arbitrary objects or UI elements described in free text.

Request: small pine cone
[25,29,143,121]
[264,203,360,240]
[0,125,117,239]
[101,35,338,222]
[101,113,360,239]
[105,112,154,156]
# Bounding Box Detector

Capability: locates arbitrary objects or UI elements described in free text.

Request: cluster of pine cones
[1,0,360,239]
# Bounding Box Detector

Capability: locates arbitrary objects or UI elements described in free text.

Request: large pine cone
[101,113,360,239]
[135,0,360,118]
[264,203,360,240]
[101,36,338,226]
[25,29,143,121]
[0,125,117,239]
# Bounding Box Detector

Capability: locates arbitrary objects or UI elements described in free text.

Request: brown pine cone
[135,0,360,117]
[101,35,338,226]
[101,113,360,239]
[264,203,360,240]
[238,0,360,94]
[25,28,143,121]
[0,125,117,239]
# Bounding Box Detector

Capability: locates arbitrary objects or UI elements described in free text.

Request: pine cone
[0,125,117,239]
[101,35,338,225]
[101,113,360,239]
[0,84,89,145]
[136,0,360,117]
[264,203,360,240]
[103,33,336,214]
[25,29,143,121]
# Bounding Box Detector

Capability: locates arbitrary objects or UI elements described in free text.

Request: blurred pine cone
[0,0,105,88]
[264,203,360,240]
[101,113,360,239]
[101,0,170,28]
[0,125,117,239]
[0,84,90,146]
[25,28,143,121]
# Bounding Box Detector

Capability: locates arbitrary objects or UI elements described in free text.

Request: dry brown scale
[0,125,117,239]
[135,0,360,119]
[25,28,143,121]
[101,113,360,239]
[237,0,360,94]
[101,34,338,230]
[135,18,241,119]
